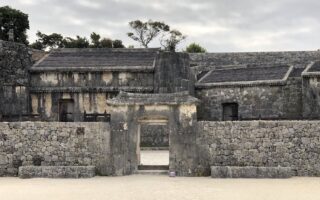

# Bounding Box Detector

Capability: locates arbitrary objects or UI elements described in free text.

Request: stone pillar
[8,29,14,42]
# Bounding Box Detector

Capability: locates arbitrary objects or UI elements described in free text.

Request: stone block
[211,166,292,178]
[0,154,8,165]
[18,166,96,179]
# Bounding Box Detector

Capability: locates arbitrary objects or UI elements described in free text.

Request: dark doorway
[59,99,74,122]
[222,103,238,121]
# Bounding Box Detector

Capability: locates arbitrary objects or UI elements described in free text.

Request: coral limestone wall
[0,40,32,117]
[0,122,111,176]
[197,121,320,176]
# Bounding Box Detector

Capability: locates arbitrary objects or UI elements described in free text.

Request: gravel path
[0,176,319,200]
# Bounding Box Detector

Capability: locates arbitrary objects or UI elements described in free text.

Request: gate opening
[137,117,169,171]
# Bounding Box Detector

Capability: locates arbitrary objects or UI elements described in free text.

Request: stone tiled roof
[31,48,159,71]
[190,51,320,68]
[306,61,320,72]
[107,91,199,105]
[199,65,291,83]
[189,51,320,77]
[301,61,320,77]
[289,67,305,78]
[196,65,293,88]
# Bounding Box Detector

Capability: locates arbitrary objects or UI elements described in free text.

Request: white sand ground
[140,150,169,165]
[0,176,319,200]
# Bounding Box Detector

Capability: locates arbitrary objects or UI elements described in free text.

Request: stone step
[140,147,169,150]
[134,170,168,175]
[138,165,169,170]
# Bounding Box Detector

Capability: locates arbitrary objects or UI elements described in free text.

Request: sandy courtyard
[0,176,319,200]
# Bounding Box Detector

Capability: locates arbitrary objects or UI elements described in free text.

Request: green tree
[161,30,186,52]
[127,20,170,48]
[113,39,125,48]
[29,40,44,50]
[100,38,113,48]
[0,6,29,44]
[186,43,206,53]
[31,31,64,50]
[90,32,101,47]
[62,36,89,48]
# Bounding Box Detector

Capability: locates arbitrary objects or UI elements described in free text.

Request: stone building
[1,39,320,178]
[2,40,320,122]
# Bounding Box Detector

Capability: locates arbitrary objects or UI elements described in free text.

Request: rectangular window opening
[59,99,74,122]
[222,103,239,121]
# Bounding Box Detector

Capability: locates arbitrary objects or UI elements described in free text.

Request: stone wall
[30,92,118,121]
[154,52,195,95]
[0,122,112,176]
[196,78,302,121]
[0,40,31,85]
[140,124,169,147]
[197,121,320,176]
[302,76,320,119]
[29,70,154,121]
[0,40,32,117]
[30,71,153,89]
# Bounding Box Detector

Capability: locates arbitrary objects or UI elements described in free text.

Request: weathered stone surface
[211,166,292,178]
[0,40,32,118]
[19,166,95,179]
[140,124,169,147]
[196,77,302,121]
[108,92,200,176]
[154,52,195,94]
[0,122,112,176]
[197,121,320,176]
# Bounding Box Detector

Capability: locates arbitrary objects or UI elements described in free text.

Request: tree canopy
[185,43,206,53]
[161,30,186,52]
[127,19,186,51]
[62,36,90,48]
[90,32,101,48]
[0,6,29,44]
[30,31,125,50]
[127,20,170,48]
[113,39,125,48]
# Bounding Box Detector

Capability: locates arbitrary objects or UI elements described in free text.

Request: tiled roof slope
[190,51,320,68]
[306,61,320,72]
[199,65,291,84]
[33,48,159,68]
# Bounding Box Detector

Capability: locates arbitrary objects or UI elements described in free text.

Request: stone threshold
[140,147,169,150]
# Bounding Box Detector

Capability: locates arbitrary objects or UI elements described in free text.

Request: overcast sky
[2,0,320,52]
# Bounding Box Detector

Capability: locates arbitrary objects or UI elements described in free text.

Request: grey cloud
[1,0,320,51]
